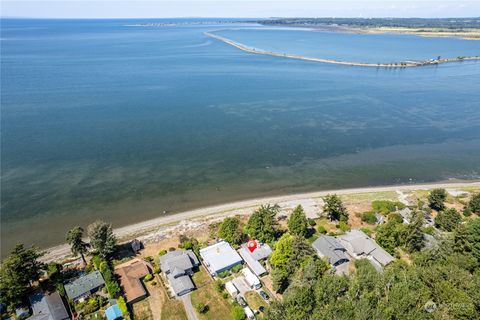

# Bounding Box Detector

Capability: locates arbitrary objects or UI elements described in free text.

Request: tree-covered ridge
[267,217,480,320]
[256,17,480,29]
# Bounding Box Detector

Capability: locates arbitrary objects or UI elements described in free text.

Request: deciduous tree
[218,217,244,245]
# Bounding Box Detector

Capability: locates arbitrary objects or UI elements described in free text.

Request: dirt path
[180,294,198,320]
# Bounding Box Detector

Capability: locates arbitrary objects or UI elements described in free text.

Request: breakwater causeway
[205,32,480,68]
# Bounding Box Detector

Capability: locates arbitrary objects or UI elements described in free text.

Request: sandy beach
[40,181,480,263]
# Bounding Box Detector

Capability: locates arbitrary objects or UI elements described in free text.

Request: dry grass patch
[161,299,188,320]
[244,291,266,311]
[190,282,234,320]
[192,266,211,287]
[132,299,153,320]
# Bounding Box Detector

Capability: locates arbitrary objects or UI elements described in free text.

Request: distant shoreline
[40,181,480,263]
[205,32,480,68]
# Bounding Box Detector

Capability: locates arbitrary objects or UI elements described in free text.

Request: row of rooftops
[312,229,394,272]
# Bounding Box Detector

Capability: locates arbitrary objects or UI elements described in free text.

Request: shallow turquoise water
[1,19,480,253]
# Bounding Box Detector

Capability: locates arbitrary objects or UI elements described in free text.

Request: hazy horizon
[1,1,480,19]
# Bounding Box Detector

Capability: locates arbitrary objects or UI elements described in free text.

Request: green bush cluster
[361,211,377,224]
[372,200,405,215]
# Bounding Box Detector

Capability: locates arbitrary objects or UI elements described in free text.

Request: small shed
[105,305,123,320]
[243,306,255,319]
[225,281,239,297]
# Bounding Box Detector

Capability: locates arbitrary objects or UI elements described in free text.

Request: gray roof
[312,236,349,266]
[159,250,199,274]
[239,242,272,261]
[167,274,194,296]
[339,230,394,267]
[238,247,267,276]
[29,291,69,320]
[397,208,413,223]
[199,241,243,274]
[64,271,105,300]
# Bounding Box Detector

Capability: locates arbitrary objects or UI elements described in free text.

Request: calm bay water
[1,19,480,254]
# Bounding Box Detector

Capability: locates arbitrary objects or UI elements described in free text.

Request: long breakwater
[205,32,480,68]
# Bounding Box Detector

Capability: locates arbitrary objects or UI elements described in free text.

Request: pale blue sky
[1,0,479,19]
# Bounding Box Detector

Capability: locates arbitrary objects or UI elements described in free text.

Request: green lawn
[160,299,188,320]
[192,265,212,287]
[190,282,235,320]
[244,291,266,311]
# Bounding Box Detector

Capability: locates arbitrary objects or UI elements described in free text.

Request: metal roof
[105,305,122,320]
[237,247,266,276]
[239,241,272,261]
[199,241,243,274]
[64,271,105,300]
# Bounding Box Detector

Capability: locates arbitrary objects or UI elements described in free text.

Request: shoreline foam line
[205,32,480,68]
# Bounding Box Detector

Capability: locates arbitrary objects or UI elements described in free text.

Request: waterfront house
[237,241,272,277]
[64,271,105,302]
[339,230,394,270]
[312,235,350,274]
[159,250,199,296]
[28,291,70,320]
[200,241,243,276]
[114,258,151,304]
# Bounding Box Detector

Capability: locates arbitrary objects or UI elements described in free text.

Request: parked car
[259,306,265,313]
[259,290,269,300]
[236,296,247,307]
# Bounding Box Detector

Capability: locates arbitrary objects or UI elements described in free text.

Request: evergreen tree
[288,205,309,237]
[0,244,45,311]
[468,192,480,214]
[403,211,425,253]
[66,226,89,265]
[88,220,117,258]
[323,194,348,222]
[435,208,462,232]
[218,217,244,245]
[428,188,447,211]
[245,204,279,243]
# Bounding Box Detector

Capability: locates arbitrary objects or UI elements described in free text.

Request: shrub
[117,296,128,315]
[435,208,462,232]
[91,255,103,270]
[151,280,157,285]
[308,219,316,226]
[388,213,404,224]
[372,200,405,215]
[217,270,229,278]
[338,221,350,232]
[158,249,167,256]
[360,228,373,237]
[328,231,336,236]
[153,266,161,274]
[361,212,377,224]
[195,302,208,314]
[232,304,246,320]
[423,226,435,235]
[231,264,243,273]
[144,274,153,282]
[317,225,327,234]
[463,206,472,217]
[214,280,224,292]
[222,292,229,299]
[99,261,109,273]
[144,256,154,263]
[468,193,480,213]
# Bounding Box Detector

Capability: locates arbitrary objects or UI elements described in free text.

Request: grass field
[190,281,235,320]
[244,290,266,311]
[192,265,212,287]
[160,299,188,320]
[339,191,398,203]
[132,299,153,320]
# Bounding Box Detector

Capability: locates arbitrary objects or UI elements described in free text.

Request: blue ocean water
[1,19,480,252]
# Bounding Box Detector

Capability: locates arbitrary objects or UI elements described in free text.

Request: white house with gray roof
[159,250,199,296]
[200,241,243,276]
[64,271,105,302]
[339,230,394,271]
[312,235,350,274]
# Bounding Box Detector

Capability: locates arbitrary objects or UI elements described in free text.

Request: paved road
[180,294,198,320]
